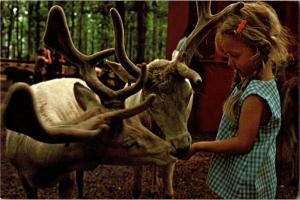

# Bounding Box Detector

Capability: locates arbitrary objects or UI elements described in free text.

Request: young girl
[187,2,294,199]
[34,48,52,83]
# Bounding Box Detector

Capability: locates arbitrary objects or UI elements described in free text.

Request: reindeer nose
[171,146,190,159]
[195,79,202,86]
[168,134,191,156]
[168,143,176,155]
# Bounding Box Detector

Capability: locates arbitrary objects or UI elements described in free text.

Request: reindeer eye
[122,138,139,149]
[145,79,154,89]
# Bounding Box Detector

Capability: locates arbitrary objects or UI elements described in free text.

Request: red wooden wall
[166,1,299,134]
[188,61,235,133]
[167,1,299,60]
[166,2,189,60]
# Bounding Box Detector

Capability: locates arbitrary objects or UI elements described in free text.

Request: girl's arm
[45,49,52,64]
[189,95,269,156]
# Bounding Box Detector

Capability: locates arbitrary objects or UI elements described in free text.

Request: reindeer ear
[3,83,44,134]
[73,82,100,111]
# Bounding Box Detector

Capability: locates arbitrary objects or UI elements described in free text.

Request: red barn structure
[166,1,298,134]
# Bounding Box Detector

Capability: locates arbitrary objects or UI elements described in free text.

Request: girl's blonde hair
[215,2,294,121]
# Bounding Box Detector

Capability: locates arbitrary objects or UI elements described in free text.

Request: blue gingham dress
[207,79,281,199]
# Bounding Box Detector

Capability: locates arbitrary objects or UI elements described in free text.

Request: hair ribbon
[235,19,247,34]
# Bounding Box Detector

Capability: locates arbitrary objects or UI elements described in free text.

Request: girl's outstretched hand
[179,143,198,160]
[180,142,207,160]
[187,143,197,158]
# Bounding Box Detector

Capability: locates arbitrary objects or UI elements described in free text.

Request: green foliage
[1,1,168,63]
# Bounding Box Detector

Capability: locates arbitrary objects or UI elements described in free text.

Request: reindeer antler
[43,6,114,70]
[106,2,243,87]
[170,1,243,85]
[176,1,244,65]
[110,8,141,80]
[43,5,146,102]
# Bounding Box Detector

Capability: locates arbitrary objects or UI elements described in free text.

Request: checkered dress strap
[207,79,281,199]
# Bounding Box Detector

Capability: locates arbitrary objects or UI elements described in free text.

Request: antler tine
[104,94,156,120]
[43,5,119,100]
[82,60,147,104]
[197,1,212,23]
[110,8,141,80]
[115,63,148,100]
[176,1,244,65]
[43,6,115,68]
[105,60,136,83]
[44,6,146,102]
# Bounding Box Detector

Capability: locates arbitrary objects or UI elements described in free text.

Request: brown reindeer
[276,76,298,186]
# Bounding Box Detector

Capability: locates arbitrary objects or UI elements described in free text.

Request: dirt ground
[0,76,298,199]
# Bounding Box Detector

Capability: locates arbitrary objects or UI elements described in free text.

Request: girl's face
[220,35,257,77]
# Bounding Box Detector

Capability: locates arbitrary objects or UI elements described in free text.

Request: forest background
[1,1,168,64]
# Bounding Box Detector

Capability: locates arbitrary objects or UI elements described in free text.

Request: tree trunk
[0,1,4,57]
[152,1,158,59]
[35,1,41,52]
[27,2,34,59]
[158,19,164,58]
[129,23,134,60]
[20,14,24,59]
[7,2,14,58]
[16,3,21,58]
[135,1,147,63]
[48,1,53,11]
[84,29,88,54]
[71,2,75,40]
[91,27,94,53]
[78,1,84,51]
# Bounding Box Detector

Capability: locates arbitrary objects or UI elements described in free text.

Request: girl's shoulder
[243,79,279,98]
[241,79,281,117]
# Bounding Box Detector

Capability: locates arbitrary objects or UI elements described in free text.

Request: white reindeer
[40,3,243,198]
[104,2,244,198]
[3,6,177,199]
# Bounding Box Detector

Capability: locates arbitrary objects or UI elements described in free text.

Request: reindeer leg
[147,164,160,198]
[20,176,38,198]
[132,166,143,198]
[162,163,175,198]
[58,173,75,198]
[76,170,84,198]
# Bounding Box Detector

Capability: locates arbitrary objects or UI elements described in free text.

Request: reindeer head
[72,81,176,166]
[106,2,243,157]
[3,5,177,166]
